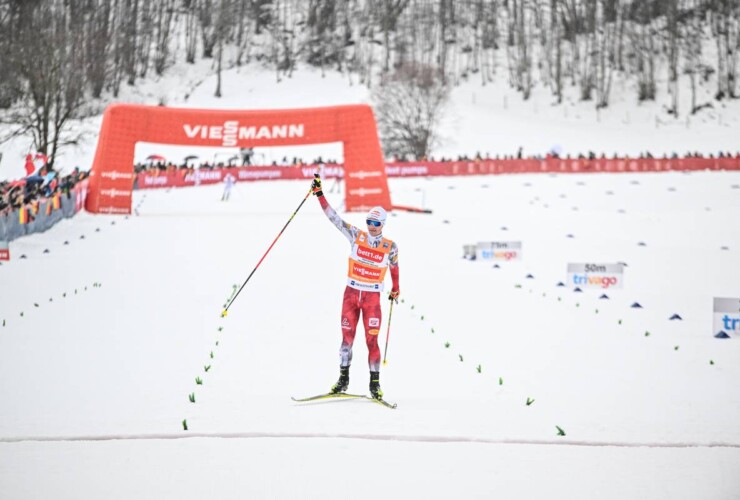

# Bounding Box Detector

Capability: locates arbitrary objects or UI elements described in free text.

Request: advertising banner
[713,298,740,338]
[133,156,740,193]
[0,240,8,261]
[87,103,391,213]
[476,241,523,261]
[567,263,624,289]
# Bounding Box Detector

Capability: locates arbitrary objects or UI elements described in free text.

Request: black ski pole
[221,182,314,317]
[382,298,395,366]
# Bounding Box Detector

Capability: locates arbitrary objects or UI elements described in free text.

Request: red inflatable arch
[85,103,391,214]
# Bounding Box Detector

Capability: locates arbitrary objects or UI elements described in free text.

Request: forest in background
[0,0,738,166]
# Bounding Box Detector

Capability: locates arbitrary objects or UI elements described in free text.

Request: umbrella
[183,155,199,162]
[25,175,44,185]
[146,154,166,162]
[42,171,57,185]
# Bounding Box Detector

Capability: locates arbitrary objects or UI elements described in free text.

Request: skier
[222,170,236,201]
[312,174,399,400]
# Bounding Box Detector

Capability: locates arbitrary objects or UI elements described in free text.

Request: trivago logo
[183,121,305,147]
[476,241,522,261]
[720,315,740,331]
[482,249,519,260]
[713,298,740,338]
[567,263,624,289]
[572,275,619,288]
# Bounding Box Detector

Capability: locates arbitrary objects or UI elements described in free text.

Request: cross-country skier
[312,174,399,400]
[222,171,236,201]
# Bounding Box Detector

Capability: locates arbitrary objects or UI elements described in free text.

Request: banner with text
[714,297,740,338]
[567,263,624,289]
[476,241,523,261]
[133,156,740,191]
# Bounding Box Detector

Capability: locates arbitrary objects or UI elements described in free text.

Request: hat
[366,206,387,225]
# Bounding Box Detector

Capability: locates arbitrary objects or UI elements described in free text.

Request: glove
[312,174,323,197]
[388,289,400,303]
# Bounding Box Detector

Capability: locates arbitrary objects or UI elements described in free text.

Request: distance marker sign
[477,241,522,261]
[714,297,740,338]
[567,263,624,289]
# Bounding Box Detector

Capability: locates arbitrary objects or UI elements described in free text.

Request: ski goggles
[366,219,383,227]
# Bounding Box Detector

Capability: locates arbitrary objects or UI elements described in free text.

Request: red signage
[87,104,391,214]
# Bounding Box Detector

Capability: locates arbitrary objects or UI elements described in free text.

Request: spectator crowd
[1,165,88,220]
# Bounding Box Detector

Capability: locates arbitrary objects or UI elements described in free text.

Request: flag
[24,152,49,177]
[24,154,35,176]
[45,201,52,216]
[33,153,49,171]
[19,207,28,225]
[52,193,61,210]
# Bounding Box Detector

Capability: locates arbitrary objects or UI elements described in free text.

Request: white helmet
[366,206,387,225]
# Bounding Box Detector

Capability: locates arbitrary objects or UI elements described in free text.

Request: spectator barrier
[0,179,88,243]
[133,156,740,191]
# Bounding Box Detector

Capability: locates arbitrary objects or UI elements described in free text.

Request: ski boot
[330,366,350,394]
[369,371,383,400]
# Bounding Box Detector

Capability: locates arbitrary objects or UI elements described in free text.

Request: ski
[291,392,366,403]
[369,397,397,409]
[292,392,397,409]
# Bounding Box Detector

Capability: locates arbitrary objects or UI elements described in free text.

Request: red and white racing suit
[318,195,399,372]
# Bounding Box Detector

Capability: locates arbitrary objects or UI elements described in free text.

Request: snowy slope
[1,171,739,499]
[1,61,739,181]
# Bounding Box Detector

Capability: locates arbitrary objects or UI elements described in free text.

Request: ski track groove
[1,432,738,449]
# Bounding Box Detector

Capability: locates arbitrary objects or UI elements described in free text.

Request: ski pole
[221,183,314,317]
[382,298,395,366]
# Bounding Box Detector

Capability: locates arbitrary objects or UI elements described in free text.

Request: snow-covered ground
[1,170,739,499]
[2,49,740,498]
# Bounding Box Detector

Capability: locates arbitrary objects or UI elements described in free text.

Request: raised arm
[312,174,358,244]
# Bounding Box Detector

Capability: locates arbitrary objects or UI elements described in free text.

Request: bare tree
[123,0,140,85]
[214,0,234,97]
[595,0,621,109]
[85,0,113,99]
[629,1,657,101]
[0,0,89,169]
[153,0,177,76]
[198,0,218,58]
[184,0,199,63]
[372,64,450,160]
[665,0,680,115]
[548,0,564,103]
[711,0,738,99]
[506,0,533,100]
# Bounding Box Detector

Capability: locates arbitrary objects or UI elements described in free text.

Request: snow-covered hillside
[1,60,739,182]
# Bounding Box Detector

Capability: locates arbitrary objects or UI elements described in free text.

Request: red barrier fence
[134,156,740,190]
